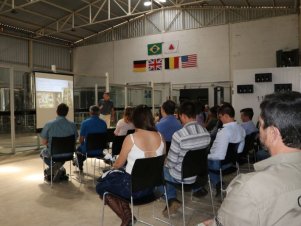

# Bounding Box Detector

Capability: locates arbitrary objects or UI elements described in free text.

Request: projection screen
[35,72,74,130]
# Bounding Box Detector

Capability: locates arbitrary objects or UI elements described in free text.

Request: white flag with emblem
[163,41,179,54]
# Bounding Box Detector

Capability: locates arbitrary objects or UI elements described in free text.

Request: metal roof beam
[0,0,42,15]
[0,0,8,11]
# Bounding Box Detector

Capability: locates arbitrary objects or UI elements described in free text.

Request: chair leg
[181,182,186,226]
[101,193,107,226]
[219,169,223,200]
[236,162,240,175]
[208,175,215,216]
[50,157,53,188]
[247,155,251,172]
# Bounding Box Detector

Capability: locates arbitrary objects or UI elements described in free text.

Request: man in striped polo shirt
[163,101,211,216]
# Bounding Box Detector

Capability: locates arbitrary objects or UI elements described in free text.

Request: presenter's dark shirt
[99,99,114,115]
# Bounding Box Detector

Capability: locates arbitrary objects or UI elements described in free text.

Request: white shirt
[125,133,164,174]
[114,118,135,136]
[208,121,246,160]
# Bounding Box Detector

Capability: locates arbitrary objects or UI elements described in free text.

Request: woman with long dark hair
[96,105,165,226]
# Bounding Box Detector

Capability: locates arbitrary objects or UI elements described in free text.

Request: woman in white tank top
[96,105,165,226]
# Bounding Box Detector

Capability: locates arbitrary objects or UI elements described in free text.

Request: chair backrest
[221,143,239,165]
[126,129,135,135]
[165,141,171,155]
[131,155,165,193]
[106,128,115,143]
[86,133,108,152]
[181,148,209,180]
[112,135,126,156]
[51,135,76,156]
[243,132,258,155]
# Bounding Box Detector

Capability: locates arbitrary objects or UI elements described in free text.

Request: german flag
[133,60,147,72]
[165,57,179,70]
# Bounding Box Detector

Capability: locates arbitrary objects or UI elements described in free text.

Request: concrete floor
[0,150,227,226]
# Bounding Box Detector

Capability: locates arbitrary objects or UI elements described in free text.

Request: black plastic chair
[48,135,76,187]
[165,141,171,155]
[85,132,108,180]
[180,148,215,226]
[102,155,171,226]
[126,129,135,135]
[111,135,126,156]
[239,132,258,171]
[218,143,240,200]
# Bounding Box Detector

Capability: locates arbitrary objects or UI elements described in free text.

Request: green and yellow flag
[147,43,162,55]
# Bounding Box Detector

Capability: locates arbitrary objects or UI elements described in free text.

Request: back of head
[57,103,69,117]
[132,105,156,131]
[218,103,235,118]
[89,105,100,115]
[260,91,301,149]
[162,100,176,115]
[124,106,134,122]
[178,101,196,118]
[240,108,254,120]
[209,106,218,118]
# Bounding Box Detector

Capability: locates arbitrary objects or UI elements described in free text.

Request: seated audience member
[40,103,78,181]
[156,100,182,142]
[240,108,258,135]
[114,106,135,136]
[200,91,301,226]
[205,106,219,132]
[208,104,246,195]
[75,105,107,171]
[162,101,211,216]
[96,105,165,226]
[196,102,206,127]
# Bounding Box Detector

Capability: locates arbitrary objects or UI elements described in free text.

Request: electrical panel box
[237,85,254,94]
[255,73,272,82]
[274,83,292,93]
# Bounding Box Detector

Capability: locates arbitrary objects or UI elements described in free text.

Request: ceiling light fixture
[144,1,152,6]
[158,0,166,2]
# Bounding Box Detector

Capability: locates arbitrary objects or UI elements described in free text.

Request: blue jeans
[96,170,152,200]
[161,166,182,200]
[208,160,232,186]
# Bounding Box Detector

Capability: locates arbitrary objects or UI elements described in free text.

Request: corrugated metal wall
[0,36,28,65]
[0,35,72,71]
[78,7,296,47]
[33,42,71,71]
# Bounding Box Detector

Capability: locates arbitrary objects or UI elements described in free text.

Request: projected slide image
[35,72,74,129]
[36,78,73,109]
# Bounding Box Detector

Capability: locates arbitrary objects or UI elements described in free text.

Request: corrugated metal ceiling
[0,0,298,46]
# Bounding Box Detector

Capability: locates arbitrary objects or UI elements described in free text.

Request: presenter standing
[99,92,115,128]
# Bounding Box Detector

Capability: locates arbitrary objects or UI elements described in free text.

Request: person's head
[218,103,235,124]
[178,101,196,125]
[103,92,110,101]
[132,105,156,131]
[204,104,209,112]
[259,92,301,155]
[240,108,254,122]
[56,103,69,117]
[123,106,134,123]
[89,105,100,116]
[209,106,218,118]
[161,100,176,117]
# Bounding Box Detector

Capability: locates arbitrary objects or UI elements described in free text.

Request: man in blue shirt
[240,108,258,135]
[76,105,107,171]
[156,100,182,142]
[40,103,78,181]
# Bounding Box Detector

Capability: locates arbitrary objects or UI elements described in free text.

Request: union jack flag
[148,58,162,71]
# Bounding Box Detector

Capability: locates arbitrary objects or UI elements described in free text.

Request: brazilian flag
[147,43,162,55]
